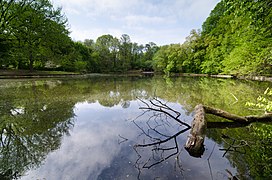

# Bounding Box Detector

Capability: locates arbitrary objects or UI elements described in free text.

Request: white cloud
[52,0,220,45]
[53,0,138,15]
[123,15,170,28]
[129,27,189,46]
[70,27,124,42]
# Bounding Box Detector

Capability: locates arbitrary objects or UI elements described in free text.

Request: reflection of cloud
[19,100,239,180]
[20,102,138,180]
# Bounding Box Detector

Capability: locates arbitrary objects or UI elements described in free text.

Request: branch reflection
[133,98,190,179]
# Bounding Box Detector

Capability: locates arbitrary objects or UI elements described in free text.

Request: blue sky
[52,0,220,45]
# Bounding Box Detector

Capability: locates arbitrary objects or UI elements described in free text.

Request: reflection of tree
[206,116,272,179]
[220,134,249,157]
[133,97,272,179]
[0,82,75,179]
[0,76,271,179]
[132,98,190,178]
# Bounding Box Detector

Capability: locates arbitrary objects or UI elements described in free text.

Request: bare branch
[142,137,179,169]
[137,97,191,128]
[135,127,190,148]
[118,135,128,144]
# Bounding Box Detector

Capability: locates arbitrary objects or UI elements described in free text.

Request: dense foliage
[81,34,159,73]
[0,0,72,71]
[0,0,271,74]
[0,0,159,73]
[153,0,272,75]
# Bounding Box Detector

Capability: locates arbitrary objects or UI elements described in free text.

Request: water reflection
[20,102,139,180]
[19,101,236,180]
[0,80,75,179]
[0,76,270,179]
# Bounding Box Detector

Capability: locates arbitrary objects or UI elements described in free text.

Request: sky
[52,0,220,46]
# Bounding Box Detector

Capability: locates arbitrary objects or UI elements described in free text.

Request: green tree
[182,29,205,73]
[142,42,158,71]
[153,45,169,73]
[0,0,31,68]
[199,0,272,75]
[94,34,120,72]
[119,34,132,71]
[0,0,71,71]
[12,0,70,71]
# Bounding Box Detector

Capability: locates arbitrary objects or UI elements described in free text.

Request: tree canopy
[0,0,72,71]
[153,0,272,75]
[0,0,271,75]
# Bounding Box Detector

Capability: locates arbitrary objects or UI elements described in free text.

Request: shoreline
[172,73,272,82]
[1,70,272,82]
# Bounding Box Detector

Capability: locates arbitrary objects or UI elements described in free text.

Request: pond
[0,75,271,180]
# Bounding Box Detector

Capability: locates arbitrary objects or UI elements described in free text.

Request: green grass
[0,70,80,76]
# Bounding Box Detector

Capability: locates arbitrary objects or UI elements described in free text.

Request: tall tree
[0,0,70,71]
[143,42,158,71]
[95,34,120,72]
[0,0,33,68]
[119,34,132,71]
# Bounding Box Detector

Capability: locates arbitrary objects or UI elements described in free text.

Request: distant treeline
[0,0,271,75]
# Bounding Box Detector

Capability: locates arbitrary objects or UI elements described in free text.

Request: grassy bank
[0,70,80,78]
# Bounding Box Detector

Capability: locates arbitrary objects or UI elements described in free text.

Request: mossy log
[185,104,272,158]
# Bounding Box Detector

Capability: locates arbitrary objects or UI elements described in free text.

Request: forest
[0,0,271,75]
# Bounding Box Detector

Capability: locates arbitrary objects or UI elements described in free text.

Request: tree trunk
[29,49,34,72]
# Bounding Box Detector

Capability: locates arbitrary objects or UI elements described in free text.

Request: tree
[153,45,169,73]
[0,0,32,68]
[77,34,159,73]
[0,0,71,71]
[119,34,132,71]
[130,42,141,70]
[152,44,184,75]
[181,29,205,73]
[94,34,120,72]
[199,0,272,75]
[83,39,95,48]
[13,0,69,71]
[142,42,158,71]
[201,1,226,36]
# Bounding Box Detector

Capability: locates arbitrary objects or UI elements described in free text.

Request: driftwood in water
[136,98,271,159]
[184,104,206,157]
[185,104,272,157]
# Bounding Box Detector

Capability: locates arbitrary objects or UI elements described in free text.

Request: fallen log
[203,106,248,123]
[184,104,206,158]
[204,106,272,123]
[185,104,272,158]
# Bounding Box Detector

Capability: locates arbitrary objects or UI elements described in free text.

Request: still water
[0,75,271,179]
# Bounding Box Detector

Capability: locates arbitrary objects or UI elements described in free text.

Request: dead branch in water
[134,98,272,163]
[134,97,190,170]
[137,98,191,128]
